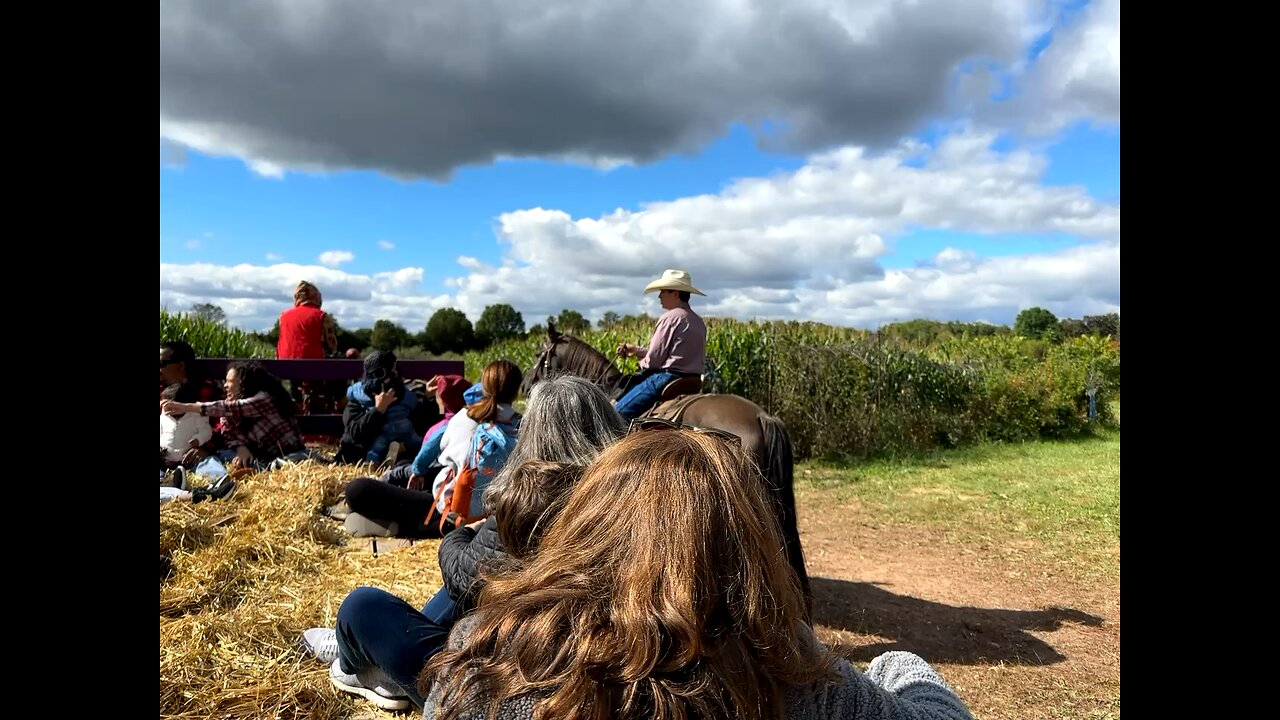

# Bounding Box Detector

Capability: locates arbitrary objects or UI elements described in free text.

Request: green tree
[1083,313,1120,339]
[423,308,476,355]
[334,322,368,353]
[597,311,621,329]
[190,303,226,325]
[882,319,946,346]
[555,308,591,335]
[946,320,1008,337]
[1014,307,1060,342]
[1058,318,1088,339]
[620,313,655,326]
[474,303,525,346]
[370,319,411,351]
[250,319,281,347]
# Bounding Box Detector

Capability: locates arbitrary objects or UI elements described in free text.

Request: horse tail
[759,411,811,618]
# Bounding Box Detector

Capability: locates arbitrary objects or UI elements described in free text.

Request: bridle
[532,339,559,383]
[530,336,620,389]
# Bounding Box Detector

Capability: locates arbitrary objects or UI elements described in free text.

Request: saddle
[661,375,703,402]
[646,376,707,422]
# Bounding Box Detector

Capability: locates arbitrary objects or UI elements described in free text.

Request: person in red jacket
[277,280,338,359]
[278,280,341,419]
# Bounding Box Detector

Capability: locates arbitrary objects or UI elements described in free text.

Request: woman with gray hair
[301,374,626,711]
[482,375,628,503]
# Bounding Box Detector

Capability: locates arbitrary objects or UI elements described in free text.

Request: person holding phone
[335,350,420,465]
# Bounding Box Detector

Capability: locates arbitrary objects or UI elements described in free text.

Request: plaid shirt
[203,392,303,460]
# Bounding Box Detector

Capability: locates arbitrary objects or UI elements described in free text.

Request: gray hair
[484,374,627,510]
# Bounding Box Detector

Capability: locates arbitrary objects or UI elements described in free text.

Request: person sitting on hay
[301,376,627,711]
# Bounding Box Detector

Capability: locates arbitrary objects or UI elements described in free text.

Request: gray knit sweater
[422,619,972,720]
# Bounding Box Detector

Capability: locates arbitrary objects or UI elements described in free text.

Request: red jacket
[278,305,329,358]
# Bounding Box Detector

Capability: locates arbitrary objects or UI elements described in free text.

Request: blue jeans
[213,448,312,471]
[366,419,422,464]
[335,586,458,708]
[614,371,679,421]
[192,455,229,479]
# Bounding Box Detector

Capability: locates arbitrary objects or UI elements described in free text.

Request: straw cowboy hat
[642,269,705,296]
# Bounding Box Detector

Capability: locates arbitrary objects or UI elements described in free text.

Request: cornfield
[161,309,275,358]
[159,311,1119,460]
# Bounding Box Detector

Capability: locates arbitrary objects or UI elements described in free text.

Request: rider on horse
[613,269,708,420]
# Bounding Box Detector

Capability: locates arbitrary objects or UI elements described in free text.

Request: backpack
[431,416,519,532]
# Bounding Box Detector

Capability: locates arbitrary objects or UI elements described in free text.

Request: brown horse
[524,324,811,609]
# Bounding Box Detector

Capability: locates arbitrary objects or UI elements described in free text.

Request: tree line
[184,302,1118,356]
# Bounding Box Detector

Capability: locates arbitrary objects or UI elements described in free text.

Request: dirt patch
[798,486,1120,720]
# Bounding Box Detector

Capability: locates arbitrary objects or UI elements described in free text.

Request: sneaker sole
[329,676,409,710]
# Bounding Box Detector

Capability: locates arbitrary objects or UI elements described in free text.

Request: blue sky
[161,0,1119,332]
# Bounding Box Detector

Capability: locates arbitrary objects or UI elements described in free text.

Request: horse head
[524,322,621,394]
[524,321,566,394]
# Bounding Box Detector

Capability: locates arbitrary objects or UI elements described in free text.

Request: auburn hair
[420,429,833,720]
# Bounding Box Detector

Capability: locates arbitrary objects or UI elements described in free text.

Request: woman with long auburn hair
[419,428,972,720]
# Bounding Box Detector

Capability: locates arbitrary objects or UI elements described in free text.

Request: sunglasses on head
[627,417,741,447]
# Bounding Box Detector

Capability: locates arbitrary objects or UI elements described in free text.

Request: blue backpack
[431,415,519,531]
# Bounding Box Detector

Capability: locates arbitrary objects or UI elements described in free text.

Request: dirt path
[798,487,1120,720]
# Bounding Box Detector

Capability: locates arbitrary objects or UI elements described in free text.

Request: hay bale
[160,461,444,719]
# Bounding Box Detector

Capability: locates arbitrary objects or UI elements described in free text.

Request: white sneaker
[328,659,410,711]
[301,628,339,664]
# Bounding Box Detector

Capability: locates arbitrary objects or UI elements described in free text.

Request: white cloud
[377,240,396,251]
[160,129,1117,331]
[933,247,978,271]
[374,267,423,291]
[317,250,355,268]
[160,262,448,331]
[160,0,1045,179]
[808,241,1119,327]
[1019,0,1120,133]
[265,253,283,261]
[443,129,1118,324]
[185,239,201,250]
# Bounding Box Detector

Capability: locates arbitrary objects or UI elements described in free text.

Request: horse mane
[559,335,623,388]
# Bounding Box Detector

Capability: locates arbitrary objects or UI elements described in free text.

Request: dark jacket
[335,400,389,463]
[437,516,506,612]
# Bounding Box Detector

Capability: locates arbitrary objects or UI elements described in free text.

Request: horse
[524,323,811,609]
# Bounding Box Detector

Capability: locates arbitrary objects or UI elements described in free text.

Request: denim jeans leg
[159,486,186,504]
[379,463,417,486]
[365,435,390,464]
[614,371,676,420]
[192,456,229,480]
[419,586,459,626]
[335,586,452,708]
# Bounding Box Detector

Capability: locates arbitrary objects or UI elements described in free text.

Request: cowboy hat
[642,269,705,296]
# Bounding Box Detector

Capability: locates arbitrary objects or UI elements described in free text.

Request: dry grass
[160,461,442,719]
[161,432,1119,719]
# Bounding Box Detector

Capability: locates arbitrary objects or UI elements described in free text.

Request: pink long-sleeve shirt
[638,304,706,374]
